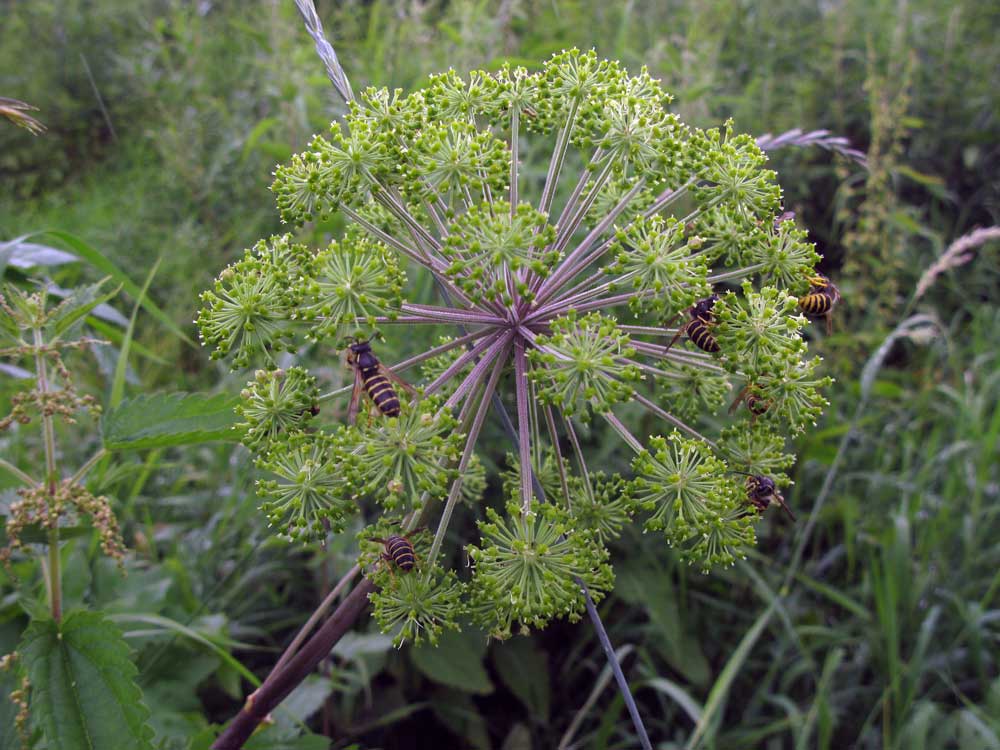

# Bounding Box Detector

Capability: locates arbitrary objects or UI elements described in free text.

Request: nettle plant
[198,49,830,645]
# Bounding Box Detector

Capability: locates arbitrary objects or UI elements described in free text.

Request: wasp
[369,532,417,574]
[665,295,721,354]
[798,274,841,334]
[729,384,771,420]
[744,475,795,521]
[346,340,417,423]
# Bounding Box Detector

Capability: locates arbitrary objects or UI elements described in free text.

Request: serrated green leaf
[411,627,493,695]
[19,610,154,750]
[491,636,550,720]
[102,391,242,451]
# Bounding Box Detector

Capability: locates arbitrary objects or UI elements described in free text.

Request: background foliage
[1,0,998,748]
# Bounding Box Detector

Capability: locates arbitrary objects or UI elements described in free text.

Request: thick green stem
[33,327,61,621]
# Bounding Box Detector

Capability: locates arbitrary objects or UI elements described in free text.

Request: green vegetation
[1,1,997,748]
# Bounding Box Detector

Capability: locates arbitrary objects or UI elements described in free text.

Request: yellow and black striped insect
[346,340,416,423]
[798,274,841,335]
[370,532,417,573]
[744,475,795,521]
[729,384,772,420]
[665,295,721,354]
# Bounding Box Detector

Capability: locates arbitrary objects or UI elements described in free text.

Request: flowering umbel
[198,49,832,642]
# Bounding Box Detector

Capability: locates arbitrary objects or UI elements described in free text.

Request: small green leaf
[411,627,493,695]
[102,392,243,451]
[45,280,122,340]
[19,610,154,750]
[491,636,550,720]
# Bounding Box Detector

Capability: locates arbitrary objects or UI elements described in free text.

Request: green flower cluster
[528,312,642,421]
[237,367,319,452]
[333,399,464,512]
[631,432,755,570]
[467,501,613,639]
[197,47,835,643]
[442,201,557,303]
[609,214,712,315]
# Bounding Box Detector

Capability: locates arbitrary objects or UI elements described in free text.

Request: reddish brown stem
[211,578,376,749]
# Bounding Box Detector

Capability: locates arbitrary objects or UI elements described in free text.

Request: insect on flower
[798,273,841,334]
[743,474,795,520]
[346,339,417,423]
[665,295,721,353]
[370,531,418,574]
[729,384,772,420]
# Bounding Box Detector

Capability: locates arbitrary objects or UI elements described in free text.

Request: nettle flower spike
[199,48,835,639]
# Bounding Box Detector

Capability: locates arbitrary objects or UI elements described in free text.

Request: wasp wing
[378,362,419,398]
[347,364,365,425]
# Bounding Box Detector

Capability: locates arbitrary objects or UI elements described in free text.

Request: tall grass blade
[110,258,161,409]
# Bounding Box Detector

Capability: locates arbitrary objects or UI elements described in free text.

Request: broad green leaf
[491,636,549,720]
[31,230,195,346]
[272,675,333,732]
[616,559,710,686]
[102,391,242,451]
[412,627,493,695]
[430,688,491,750]
[20,610,154,750]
